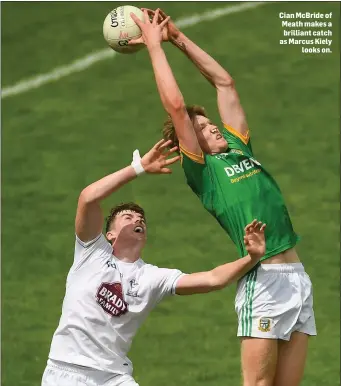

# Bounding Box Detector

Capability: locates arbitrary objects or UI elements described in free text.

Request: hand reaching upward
[244,220,267,260]
[129,8,170,49]
[141,139,180,174]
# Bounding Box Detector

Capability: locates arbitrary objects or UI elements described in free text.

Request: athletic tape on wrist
[131,149,145,176]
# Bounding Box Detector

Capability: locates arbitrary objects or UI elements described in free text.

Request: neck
[211,148,228,155]
[113,243,142,263]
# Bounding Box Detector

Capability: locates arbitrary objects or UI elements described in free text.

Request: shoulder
[76,233,111,253]
[72,233,112,271]
[139,262,162,275]
[223,123,250,145]
[141,263,183,282]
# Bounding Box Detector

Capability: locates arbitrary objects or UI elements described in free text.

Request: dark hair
[162,105,207,152]
[105,202,146,233]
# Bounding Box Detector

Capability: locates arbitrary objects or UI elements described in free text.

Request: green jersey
[180,124,299,261]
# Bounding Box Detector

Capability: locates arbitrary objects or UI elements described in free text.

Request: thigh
[240,337,278,386]
[294,272,317,337]
[274,332,309,386]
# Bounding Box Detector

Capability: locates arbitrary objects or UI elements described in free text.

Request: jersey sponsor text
[223,157,261,177]
[96,282,128,317]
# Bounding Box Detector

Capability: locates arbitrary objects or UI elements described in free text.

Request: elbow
[166,96,186,115]
[216,74,235,89]
[79,187,96,205]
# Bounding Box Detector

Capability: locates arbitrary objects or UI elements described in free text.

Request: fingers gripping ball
[103,5,144,54]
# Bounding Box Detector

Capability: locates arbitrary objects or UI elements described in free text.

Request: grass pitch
[2,2,340,385]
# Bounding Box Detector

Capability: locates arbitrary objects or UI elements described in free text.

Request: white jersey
[48,234,184,375]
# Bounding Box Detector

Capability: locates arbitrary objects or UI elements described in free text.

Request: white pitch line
[2,2,267,100]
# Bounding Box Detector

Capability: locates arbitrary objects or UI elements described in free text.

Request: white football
[103,5,144,54]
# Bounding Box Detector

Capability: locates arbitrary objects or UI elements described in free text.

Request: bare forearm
[211,255,258,289]
[176,255,258,295]
[171,32,233,88]
[148,44,185,113]
[81,166,137,203]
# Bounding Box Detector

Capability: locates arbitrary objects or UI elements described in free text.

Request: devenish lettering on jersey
[224,157,261,177]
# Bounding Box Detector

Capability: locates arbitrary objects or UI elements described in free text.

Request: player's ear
[106,231,116,244]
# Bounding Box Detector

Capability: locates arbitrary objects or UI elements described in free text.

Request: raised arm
[75,139,180,242]
[130,10,202,157]
[145,8,249,137]
[175,220,266,295]
[75,167,136,242]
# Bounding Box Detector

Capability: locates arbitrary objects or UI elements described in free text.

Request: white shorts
[235,263,317,341]
[41,360,139,386]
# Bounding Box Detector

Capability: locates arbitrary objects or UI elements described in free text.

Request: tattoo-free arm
[175,254,257,295]
[148,44,202,156]
[171,32,249,136]
[75,167,137,243]
[176,219,266,295]
[75,139,180,243]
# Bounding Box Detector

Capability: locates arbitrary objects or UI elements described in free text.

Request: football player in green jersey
[130,9,316,386]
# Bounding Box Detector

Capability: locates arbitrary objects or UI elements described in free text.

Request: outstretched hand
[244,220,266,260]
[141,139,180,174]
[141,8,180,42]
[129,8,170,48]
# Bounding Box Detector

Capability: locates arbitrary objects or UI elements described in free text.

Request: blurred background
[2,2,340,385]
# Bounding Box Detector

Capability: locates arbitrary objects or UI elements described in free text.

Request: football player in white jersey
[42,139,266,386]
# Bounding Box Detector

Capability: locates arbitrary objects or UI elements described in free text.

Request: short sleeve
[180,145,207,196]
[149,267,185,304]
[72,233,111,272]
[223,123,253,155]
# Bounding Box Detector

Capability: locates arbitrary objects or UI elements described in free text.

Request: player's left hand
[244,220,266,260]
[141,8,180,42]
[141,139,180,174]
[129,8,170,48]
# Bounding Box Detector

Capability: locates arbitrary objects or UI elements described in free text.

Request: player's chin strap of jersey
[131,149,145,176]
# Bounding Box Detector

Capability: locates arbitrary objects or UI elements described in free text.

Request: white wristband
[131,149,145,176]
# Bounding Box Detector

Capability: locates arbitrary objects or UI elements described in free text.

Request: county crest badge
[258,317,272,332]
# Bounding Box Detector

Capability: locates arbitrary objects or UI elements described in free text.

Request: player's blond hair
[162,105,207,153]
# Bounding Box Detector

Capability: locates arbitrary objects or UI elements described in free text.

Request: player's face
[107,210,147,244]
[194,115,228,154]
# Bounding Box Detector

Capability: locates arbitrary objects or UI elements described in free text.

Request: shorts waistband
[47,359,95,374]
[258,263,305,273]
[47,359,123,384]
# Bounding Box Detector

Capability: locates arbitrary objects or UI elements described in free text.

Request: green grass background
[2,2,340,385]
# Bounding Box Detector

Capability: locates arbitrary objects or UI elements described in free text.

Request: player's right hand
[244,220,266,260]
[130,9,170,48]
[141,139,180,174]
[141,8,180,42]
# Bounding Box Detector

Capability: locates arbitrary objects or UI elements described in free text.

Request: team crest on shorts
[96,282,128,317]
[258,317,272,332]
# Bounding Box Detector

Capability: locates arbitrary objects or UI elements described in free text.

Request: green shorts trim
[240,269,258,336]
